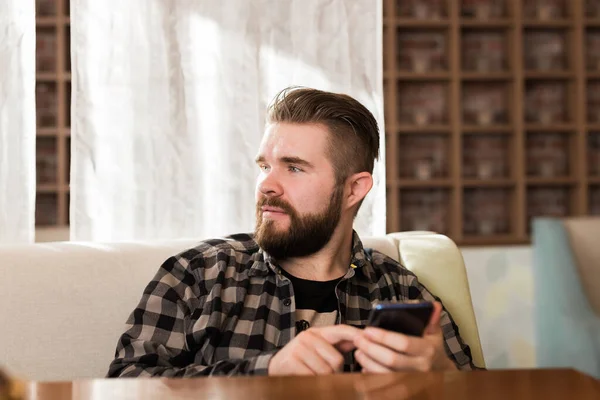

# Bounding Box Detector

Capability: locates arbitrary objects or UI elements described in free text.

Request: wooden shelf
[586,18,600,27]
[37,184,60,193]
[459,235,529,246]
[524,70,574,79]
[367,3,600,244]
[394,71,451,80]
[586,71,600,79]
[390,179,453,188]
[36,17,58,26]
[397,125,451,134]
[462,179,514,188]
[36,73,58,82]
[526,177,577,185]
[522,19,573,28]
[461,72,512,80]
[462,125,513,134]
[525,124,575,132]
[460,19,512,28]
[394,18,450,28]
[37,128,58,137]
[35,0,71,230]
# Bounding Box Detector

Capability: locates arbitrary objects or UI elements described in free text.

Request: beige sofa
[0,232,484,381]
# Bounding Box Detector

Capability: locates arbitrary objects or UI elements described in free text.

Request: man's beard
[254,187,344,260]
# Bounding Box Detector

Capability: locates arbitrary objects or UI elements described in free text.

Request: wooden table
[25,369,599,400]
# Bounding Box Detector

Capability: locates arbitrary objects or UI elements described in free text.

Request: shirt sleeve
[405,274,483,371]
[107,255,277,377]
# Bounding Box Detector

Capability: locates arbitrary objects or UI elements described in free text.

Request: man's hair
[266,87,380,185]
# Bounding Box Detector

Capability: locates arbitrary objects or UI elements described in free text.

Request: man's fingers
[301,332,345,373]
[269,354,315,376]
[354,349,392,373]
[361,327,431,356]
[314,325,362,345]
[424,301,443,335]
[295,339,336,374]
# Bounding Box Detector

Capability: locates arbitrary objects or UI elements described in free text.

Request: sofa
[0,232,484,381]
[532,217,600,379]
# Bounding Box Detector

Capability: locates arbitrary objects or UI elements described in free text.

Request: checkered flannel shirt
[108,232,476,377]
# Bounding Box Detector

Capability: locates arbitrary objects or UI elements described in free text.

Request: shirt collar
[349,231,378,282]
[249,230,377,281]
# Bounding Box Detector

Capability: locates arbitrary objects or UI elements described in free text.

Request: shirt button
[283,298,291,306]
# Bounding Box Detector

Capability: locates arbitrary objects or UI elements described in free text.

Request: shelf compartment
[35,193,59,227]
[462,29,509,72]
[525,81,571,124]
[391,179,453,188]
[586,1,600,18]
[589,132,600,176]
[461,72,512,80]
[397,29,448,72]
[590,185,600,215]
[397,82,449,126]
[463,188,513,236]
[527,185,573,232]
[462,82,510,125]
[398,135,450,180]
[462,125,513,134]
[526,132,570,178]
[463,134,511,179]
[36,137,58,185]
[397,125,452,134]
[396,0,447,19]
[394,72,452,80]
[36,0,56,16]
[36,82,58,128]
[36,26,57,73]
[399,188,451,234]
[523,0,568,20]
[461,0,507,19]
[587,80,600,123]
[524,29,569,71]
[586,29,600,71]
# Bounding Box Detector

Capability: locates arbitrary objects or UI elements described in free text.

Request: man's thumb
[424,301,443,335]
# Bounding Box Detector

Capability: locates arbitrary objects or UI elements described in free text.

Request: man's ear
[344,172,373,211]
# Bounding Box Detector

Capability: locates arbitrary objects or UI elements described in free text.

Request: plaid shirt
[108,232,476,377]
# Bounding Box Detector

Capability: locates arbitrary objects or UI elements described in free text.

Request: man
[108,87,477,377]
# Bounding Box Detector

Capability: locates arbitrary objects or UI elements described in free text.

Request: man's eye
[259,164,269,171]
[289,166,302,173]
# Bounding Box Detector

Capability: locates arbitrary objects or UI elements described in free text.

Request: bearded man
[108,87,477,377]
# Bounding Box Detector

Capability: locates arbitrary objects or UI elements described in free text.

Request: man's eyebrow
[280,156,314,168]
[254,155,314,168]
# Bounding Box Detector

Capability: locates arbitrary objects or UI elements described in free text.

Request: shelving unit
[35,0,70,232]
[384,0,600,245]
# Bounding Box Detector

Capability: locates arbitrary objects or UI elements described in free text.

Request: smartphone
[366,302,434,337]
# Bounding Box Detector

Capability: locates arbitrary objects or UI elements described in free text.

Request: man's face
[254,122,344,259]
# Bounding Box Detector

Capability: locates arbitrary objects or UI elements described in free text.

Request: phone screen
[366,302,434,336]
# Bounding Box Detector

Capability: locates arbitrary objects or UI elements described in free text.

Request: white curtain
[71,0,384,242]
[0,1,36,244]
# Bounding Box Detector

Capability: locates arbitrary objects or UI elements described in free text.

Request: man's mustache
[257,197,295,215]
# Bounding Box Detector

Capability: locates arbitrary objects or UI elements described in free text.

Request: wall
[461,246,535,369]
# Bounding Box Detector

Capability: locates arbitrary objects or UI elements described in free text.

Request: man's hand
[268,325,361,376]
[354,301,456,373]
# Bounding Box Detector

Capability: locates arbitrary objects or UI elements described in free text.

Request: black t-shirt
[280,268,343,333]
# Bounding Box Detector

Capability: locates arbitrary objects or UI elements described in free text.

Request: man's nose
[257,170,283,197]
